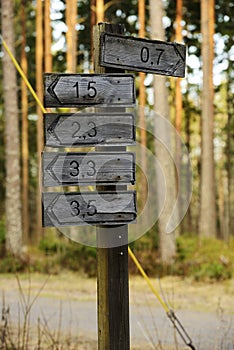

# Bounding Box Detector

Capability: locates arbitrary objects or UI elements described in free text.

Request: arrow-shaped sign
[44,113,135,147]
[100,33,186,77]
[44,73,135,108]
[42,152,135,186]
[42,191,137,227]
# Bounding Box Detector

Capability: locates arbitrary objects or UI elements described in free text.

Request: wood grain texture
[94,23,130,350]
[44,73,135,107]
[100,33,186,77]
[42,152,135,186]
[42,191,137,226]
[44,112,135,147]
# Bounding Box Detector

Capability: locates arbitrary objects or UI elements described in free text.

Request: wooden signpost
[44,112,135,147]
[42,21,186,350]
[42,152,135,186]
[93,23,132,350]
[44,73,135,107]
[100,32,186,77]
[42,71,136,226]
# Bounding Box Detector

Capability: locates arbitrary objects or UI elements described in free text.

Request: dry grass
[1,272,233,313]
[129,275,234,313]
[0,272,233,349]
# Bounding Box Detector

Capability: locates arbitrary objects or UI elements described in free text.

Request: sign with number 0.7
[100,32,186,77]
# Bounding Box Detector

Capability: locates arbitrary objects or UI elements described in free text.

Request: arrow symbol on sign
[44,194,78,226]
[169,43,186,75]
[173,43,186,62]
[45,194,61,226]
[47,75,62,104]
[47,115,60,136]
[45,154,63,184]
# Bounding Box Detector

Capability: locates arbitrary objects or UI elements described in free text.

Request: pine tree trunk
[226,56,234,241]
[175,0,182,138]
[184,87,193,230]
[174,0,183,235]
[44,0,52,72]
[199,0,217,238]
[90,0,96,68]
[66,0,78,73]
[2,0,22,256]
[36,0,44,242]
[21,0,29,244]
[138,0,147,213]
[149,0,176,264]
[96,0,104,23]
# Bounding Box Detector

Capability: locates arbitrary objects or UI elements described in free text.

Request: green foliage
[130,223,159,251]
[0,232,234,282]
[193,262,231,281]
[176,235,234,281]
[38,232,97,277]
[0,254,25,273]
[130,234,234,281]
[39,233,62,255]
[59,242,97,277]
[0,218,5,244]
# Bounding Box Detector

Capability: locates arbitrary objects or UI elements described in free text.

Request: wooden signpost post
[42,21,186,350]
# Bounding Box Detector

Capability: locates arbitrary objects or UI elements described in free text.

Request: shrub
[175,235,233,281]
[0,218,6,244]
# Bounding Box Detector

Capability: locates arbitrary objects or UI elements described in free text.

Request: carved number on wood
[44,74,136,107]
[42,152,135,186]
[44,113,135,147]
[42,191,137,227]
[100,33,186,77]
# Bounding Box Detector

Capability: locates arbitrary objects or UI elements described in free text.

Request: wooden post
[94,23,130,350]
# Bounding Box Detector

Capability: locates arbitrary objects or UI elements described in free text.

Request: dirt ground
[0,272,233,349]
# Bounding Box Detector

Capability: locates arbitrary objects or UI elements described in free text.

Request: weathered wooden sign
[42,152,135,186]
[100,33,186,77]
[44,73,135,107]
[44,113,135,147]
[42,191,137,227]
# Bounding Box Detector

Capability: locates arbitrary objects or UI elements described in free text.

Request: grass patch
[0,231,233,281]
[176,235,234,281]
[129,235,234,281]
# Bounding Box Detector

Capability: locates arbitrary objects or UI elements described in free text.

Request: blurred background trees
[0,0,233,265]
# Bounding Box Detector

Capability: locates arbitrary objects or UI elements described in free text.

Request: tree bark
[199,0,217,238]
[138,0,147,214]
[149,0,176,264]
[184,87,193,230]
[174,0,183,234]
[96,0,104,23]
[21,0,29,244]
[44,0,52,72]
[36,0,44,242]
[2,0,23,255]
[175,0,182,140]
[66,0,78,73]
[90,0,96,69]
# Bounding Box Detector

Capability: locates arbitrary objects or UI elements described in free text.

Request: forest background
[0,0,233,280]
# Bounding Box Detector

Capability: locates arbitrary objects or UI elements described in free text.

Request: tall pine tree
[2,0,22,255]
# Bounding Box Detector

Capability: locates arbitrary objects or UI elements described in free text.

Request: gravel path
[0,274,233,349]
